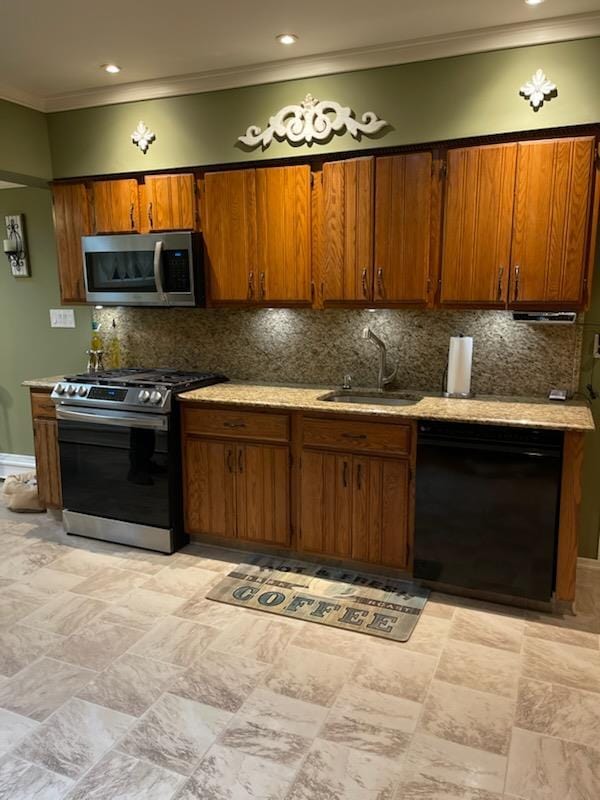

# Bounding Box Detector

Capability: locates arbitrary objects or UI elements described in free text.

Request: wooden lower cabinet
[30,390,62,509]
[183,435,290,546]
[300,449,410,568]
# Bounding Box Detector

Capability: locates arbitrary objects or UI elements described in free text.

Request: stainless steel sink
[318,390,423,406]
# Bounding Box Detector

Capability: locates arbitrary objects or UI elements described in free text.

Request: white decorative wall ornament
[238,94,389,149]
[131,120,156,153]
[520,69,557,110]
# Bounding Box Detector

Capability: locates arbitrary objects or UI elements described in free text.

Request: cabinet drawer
[303,416,411,456]
[30,391,56,420]
[182,407,289,443]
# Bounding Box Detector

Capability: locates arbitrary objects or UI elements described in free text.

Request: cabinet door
[236,444,290,545]
[255,166,311,303]
[510,137,596,307]
[352,456,410,568]
[321,158,375,302]
[33,418,62,509]
[300,450,353,557]
[92,179,140,233]
[203,169,257,302]
[183,437,236,537]
[441,144,517,305]
[145,173,196,231]
[51,183,91,303]
[374,153,433,303]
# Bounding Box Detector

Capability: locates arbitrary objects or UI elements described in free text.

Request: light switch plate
[594,333,600,359]
[548,388,568,402]
[50,309,75,328]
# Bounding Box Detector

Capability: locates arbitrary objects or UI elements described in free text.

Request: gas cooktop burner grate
[64,368,227,390]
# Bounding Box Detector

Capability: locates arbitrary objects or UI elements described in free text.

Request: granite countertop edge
[177,382,595,433]
[22,377,594,431]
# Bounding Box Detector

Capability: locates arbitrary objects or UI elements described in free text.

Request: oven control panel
[51,382,171,413]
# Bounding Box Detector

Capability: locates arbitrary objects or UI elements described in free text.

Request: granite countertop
[179,382,595,432]
[22,376,64,390]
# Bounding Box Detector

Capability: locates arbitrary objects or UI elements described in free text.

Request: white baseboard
[0,453,36,479]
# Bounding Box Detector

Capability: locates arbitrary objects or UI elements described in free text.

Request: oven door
[56,406,173,549]
[82,233,197,307]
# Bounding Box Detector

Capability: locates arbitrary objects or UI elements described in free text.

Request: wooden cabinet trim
[30,390,57,420]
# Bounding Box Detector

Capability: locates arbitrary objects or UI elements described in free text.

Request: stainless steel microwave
[82,232,203,307]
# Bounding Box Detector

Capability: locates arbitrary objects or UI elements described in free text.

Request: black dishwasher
[414,421,563,601]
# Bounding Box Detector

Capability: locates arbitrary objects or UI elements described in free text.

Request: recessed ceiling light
[276,33,298,45]
[101,63,121,74]
[525,0,545,5]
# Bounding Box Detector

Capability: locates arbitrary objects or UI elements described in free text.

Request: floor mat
[206,556,429,642]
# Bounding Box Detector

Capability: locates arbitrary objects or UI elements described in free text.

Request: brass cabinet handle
[342,460,349,488]
[248,271,255,300]
[226,449,233,473]
[342,433,367,440]
[223,420,246,429]
[514,265,520,301]
[361,268,368,298]
[238,448,244,473]
[497,266,504,301]
[259,271,266,300]
[356,463,363,489]
[376,267,384,297]
[148,202,153,229]
[130,203,135,229]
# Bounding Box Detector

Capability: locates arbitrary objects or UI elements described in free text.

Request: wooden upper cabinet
[92,179,140,233]
[374,153,434,304]
[255,165,311,303]
[510,137,597,307]
[145,173,196,231]
[51,183,91,304]
[321,158,375,303]
[440,144,517,305]
[203,169,257,302]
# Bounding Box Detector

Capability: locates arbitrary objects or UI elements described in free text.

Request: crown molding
[3,12,600,113]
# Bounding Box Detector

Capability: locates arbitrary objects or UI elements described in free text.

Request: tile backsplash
[95,307,583,397]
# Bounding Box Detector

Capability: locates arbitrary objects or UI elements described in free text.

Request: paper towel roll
[446,336,473,396]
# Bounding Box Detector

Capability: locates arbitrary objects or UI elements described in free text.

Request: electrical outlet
[50,309,75,328]
[594,333,600,359]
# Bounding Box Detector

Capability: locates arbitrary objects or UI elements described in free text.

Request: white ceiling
[0,181,26,190]
[2,0,600,111]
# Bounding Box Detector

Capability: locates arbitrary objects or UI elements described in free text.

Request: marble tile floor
[0,502,599,799]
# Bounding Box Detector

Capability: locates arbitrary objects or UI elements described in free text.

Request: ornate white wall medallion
[238,93,388,148]
[131,121,156,153]
[520,69,557,110]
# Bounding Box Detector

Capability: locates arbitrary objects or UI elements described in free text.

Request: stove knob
[77,386,88,397]
[138,390,151,403]
[67,385,77,396]
[55,384,65,395]
[150,390,163,405]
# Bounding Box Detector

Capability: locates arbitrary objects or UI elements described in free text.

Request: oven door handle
[153,240,167,303]
[56,407,169,431]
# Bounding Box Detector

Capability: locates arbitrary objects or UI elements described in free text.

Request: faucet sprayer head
[362,326,371,340]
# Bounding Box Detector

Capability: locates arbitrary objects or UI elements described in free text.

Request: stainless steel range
[52,368,228,553]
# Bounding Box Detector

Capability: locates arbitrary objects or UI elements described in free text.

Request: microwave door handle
[153,240,167,302]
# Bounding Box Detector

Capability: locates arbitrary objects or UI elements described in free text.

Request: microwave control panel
[163,250,192,293]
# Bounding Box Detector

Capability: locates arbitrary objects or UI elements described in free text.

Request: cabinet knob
[248,271,254,300]
[130,203,135,229]
[148,202,153,229]
[514,265,521,301]
[259,271,266,300]
[376,267,384,297]
[497,266,504,301]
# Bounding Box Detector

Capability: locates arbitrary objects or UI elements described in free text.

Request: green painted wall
[0,100,52,182]
[0,188,91,456]
[48,37,600,179]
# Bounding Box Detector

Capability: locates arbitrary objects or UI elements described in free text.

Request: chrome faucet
[362,326,397,391]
